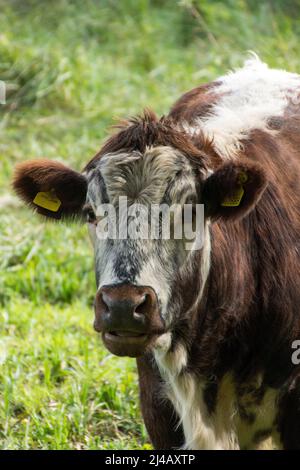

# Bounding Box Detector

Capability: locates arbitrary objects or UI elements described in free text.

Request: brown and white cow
[13,58,300,449]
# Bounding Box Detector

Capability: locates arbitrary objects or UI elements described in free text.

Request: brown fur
[84,109,211,172]
[168,81,221,124]
[137,355,184,449]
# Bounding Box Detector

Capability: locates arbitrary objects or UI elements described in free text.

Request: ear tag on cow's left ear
[221,172,248,207]
[33,191,61,212]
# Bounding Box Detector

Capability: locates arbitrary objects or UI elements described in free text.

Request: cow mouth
[102,330,149,357]
[105,331,147,340]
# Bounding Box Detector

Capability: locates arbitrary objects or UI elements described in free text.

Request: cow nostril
[134,294,151,318]
[98,292,109,311]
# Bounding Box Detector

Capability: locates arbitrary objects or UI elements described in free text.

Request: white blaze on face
[135,254,171,319]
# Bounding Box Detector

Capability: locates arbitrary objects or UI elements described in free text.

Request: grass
[0,0,300,449]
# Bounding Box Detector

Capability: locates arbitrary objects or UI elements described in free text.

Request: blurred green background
[0,0,300,449]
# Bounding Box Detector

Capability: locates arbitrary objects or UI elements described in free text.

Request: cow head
[13,115,267,357]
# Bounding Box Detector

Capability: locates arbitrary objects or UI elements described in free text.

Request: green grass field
[1,0,300,450]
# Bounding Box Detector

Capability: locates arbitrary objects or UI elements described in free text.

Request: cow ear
[12,159,87,220]
[202,162,267,221]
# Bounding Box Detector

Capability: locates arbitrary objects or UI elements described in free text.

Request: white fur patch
[96,256,119,288]
[152,332,172,352]
[135,254,171,320]
[185,56,300,159]
[154,357,279,450]
[99,146,189,205]
[154,341,188,377]
[155,352,239,449]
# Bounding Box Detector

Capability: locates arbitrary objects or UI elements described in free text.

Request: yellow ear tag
[221,172,248,207]
[33,191,61,212]
[221,186,244,207]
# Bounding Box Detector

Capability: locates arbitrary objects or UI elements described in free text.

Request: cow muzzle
[94,284,165,357]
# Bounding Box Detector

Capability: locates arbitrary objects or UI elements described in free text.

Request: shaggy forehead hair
[88,146,198,206]
[83,110,212,207]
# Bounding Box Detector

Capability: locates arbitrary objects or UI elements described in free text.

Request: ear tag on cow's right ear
[221,172,248,207]
[33,191,61,212]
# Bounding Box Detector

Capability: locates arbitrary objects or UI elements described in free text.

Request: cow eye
[83,205,96,224]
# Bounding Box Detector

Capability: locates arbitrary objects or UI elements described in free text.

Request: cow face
[13,148,267,358]
[85,146,204,356]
